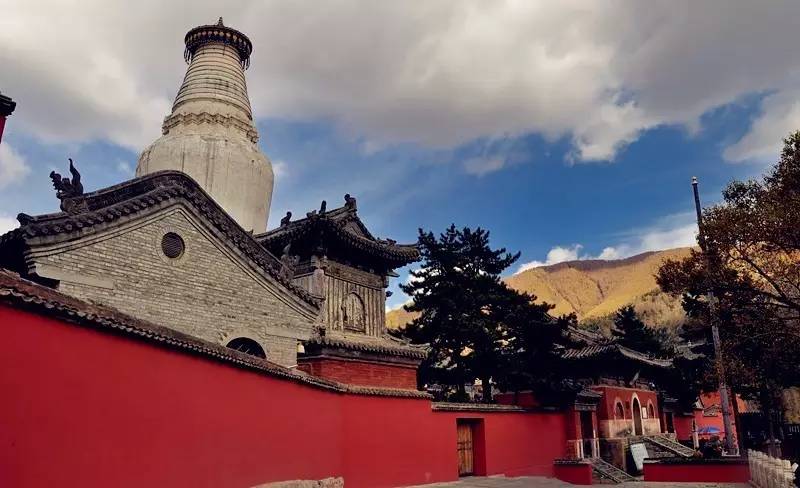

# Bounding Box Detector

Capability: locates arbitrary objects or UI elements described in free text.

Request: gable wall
[28,208,316,366]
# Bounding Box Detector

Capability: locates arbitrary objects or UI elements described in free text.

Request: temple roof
[0,170,319,308]
[562,342,673,368]
[256,196,419,269]
[305,331,428,360]
[0,93,16,117]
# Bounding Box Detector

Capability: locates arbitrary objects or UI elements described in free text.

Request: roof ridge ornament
[280,211,292,226]
[49,158,86,213]
[344,193,357,211]
[217,17,224,26]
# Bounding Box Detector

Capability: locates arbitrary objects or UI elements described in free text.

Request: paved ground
[404,476,749,488]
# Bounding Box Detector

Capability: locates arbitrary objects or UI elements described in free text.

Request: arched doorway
[226,337,266,359]
[632,397,643,435]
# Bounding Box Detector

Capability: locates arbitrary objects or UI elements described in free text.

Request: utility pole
[692,176,738,455]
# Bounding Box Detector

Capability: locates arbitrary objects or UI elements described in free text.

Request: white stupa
[136,18,274,233]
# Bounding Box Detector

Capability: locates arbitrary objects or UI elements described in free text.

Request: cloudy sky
[2,1,799,309]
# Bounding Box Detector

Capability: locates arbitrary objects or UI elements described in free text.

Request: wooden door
[457,422,474,476]
[632,398,643,436]
[665,412,675,433]
[580,410,595,457]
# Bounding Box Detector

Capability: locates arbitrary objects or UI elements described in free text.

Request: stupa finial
[183,18,252,68]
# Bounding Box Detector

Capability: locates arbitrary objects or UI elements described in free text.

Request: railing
[748,449,797,488]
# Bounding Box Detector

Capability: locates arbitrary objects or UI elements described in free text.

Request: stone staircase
[641,434,695,458]
[591,458,636,484]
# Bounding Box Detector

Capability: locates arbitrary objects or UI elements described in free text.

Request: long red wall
[433,410,567,478]
[644,460,749,483]
[0,304,566,488]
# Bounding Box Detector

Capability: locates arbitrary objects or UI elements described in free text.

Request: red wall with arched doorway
[592,385,661,437]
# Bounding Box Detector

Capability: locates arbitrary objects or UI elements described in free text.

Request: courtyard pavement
[404,476,749,488]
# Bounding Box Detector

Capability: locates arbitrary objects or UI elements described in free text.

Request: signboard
[630,442,649,472]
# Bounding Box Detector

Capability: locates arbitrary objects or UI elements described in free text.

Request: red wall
[644,461,749,483]
[495,391,540,408]
[340,395,454,487]
[673,414,695,442]
[593,385,658,421]
[553,462,593,485]
[298,358,418,390]
[433,410,568,478]
[0,304,567,488]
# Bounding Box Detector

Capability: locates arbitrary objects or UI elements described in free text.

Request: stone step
[591,458,636,483]
[641,434,696,458]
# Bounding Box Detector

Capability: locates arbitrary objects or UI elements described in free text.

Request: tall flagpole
[692,176,738,455]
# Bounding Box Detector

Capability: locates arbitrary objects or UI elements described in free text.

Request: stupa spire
[136,19,274,233]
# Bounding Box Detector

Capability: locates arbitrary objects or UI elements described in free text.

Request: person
[702,435,723,459]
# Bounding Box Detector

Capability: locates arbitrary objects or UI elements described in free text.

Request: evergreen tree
[611,305,674,357]
[399,225,562,402]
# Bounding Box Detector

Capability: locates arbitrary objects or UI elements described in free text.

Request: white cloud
[272,159,289,181]
[514,214,698,274]
[115,159,134,175]
[463,157,506,176]
[2,1,800,163]
[0,143,31,188]
[0,214,19,234]
[516,244,584,274]
[386,299,413,314]
[724,88,800,162]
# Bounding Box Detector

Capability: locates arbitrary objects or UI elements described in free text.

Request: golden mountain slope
[385,305,418,329]
[385,247,692,329]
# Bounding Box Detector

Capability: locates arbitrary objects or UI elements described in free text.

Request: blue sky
[2,2,799,309]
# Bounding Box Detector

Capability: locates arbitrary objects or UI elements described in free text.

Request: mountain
[385,305,418,329]
[385,247,692,331]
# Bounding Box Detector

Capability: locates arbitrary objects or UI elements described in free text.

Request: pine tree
[399,225,561,402]
[611,305,673,357]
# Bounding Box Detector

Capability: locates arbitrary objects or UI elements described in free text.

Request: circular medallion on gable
[161,232,185,259]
